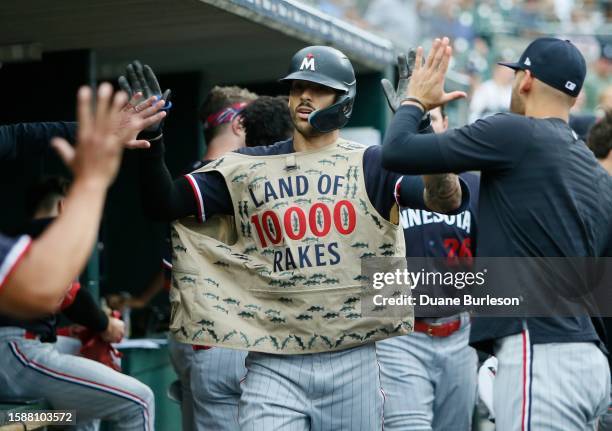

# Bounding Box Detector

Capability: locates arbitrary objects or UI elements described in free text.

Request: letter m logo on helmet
[299,54,315,71]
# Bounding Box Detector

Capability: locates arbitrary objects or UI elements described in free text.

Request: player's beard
[291,107,324,138]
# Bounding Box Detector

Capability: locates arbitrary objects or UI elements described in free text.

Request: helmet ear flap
[308,87,356,133]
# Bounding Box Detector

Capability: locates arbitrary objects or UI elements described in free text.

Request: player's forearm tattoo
[423,174,462,213]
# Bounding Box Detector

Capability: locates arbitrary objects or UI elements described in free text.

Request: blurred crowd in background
[301,0,612,123]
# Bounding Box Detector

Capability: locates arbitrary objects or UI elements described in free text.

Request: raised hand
[51,83,166,187]
[404,37,467,111]
[116,94,167,149]
[118,60,171,133]
[381,50,416,113]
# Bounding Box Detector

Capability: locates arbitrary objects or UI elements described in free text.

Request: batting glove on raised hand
[381,50,416,113]
[118,60,171,132]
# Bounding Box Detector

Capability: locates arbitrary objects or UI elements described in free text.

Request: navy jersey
[185,139,470,223]
[401,172,480,317]
[401,172,479,259]
[0,234,31,291]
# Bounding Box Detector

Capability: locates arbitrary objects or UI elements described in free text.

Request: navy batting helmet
[280,46,356,133]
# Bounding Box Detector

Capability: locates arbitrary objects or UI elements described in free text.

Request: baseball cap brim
[497,61,525,71]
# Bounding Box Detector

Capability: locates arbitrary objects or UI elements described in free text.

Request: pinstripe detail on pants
[239,343,383,431]
[9,341,152,431]
[494,329,610,431]
[376,316,477,431]
[521,329,532,431]
[377,357,386,430]
[191,347,246,431]
[167,336,196,431]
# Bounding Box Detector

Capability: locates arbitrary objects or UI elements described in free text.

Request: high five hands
[383,37,468,113]
[52,83,167,186]
[118,60,172,148]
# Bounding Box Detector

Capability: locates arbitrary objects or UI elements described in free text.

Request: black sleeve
[392,116,445,210]
[382,105,530,174]
[0,122,77,162]
[138,135,199,221]
[62,288,109,333]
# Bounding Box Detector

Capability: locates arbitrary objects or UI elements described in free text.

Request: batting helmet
[280,46,356,133]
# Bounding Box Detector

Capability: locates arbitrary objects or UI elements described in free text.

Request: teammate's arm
[382,105,528,174]
[422,173,462,213]
[137,136,233,222]
[62,287,110,333]
[382,38,528,175]
[0,122,76,162]
[389,118,466,214]
[380,50,465,213]
[122,59,234,222]
[62,287,125,343]
[138,135,198,221]
[0,99,159,162]
[0,84,165,318]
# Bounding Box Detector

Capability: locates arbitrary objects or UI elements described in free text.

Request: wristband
[400,97,426,112]
[138,130,163,142]
[139,134,165,157]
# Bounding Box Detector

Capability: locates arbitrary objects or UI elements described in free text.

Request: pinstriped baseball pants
[190,346,247,431]
[238,343,383,431]
[376,316,477,431]
[0,327,154,431]
[493,329,610,431]
[167,336,196,431]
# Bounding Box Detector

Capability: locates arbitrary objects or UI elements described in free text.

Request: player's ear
[57,198,65,215]
[231,115,245,137]
[519,70,533,93]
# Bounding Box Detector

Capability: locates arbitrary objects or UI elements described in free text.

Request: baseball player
[188,89,294,431]
[381,36,612,430]
[131,46,469,430]
[0,84,166,318]
[586,111,612,430]
[171,85,255,431]
[376,100,480,429]
[239,95,293,148]
[116,74,294,430]
[0,175,156,431]
[174,85,257,431]
[586,109,612,176]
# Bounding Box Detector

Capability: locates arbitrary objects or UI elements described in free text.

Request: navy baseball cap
[498,37,586,97]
